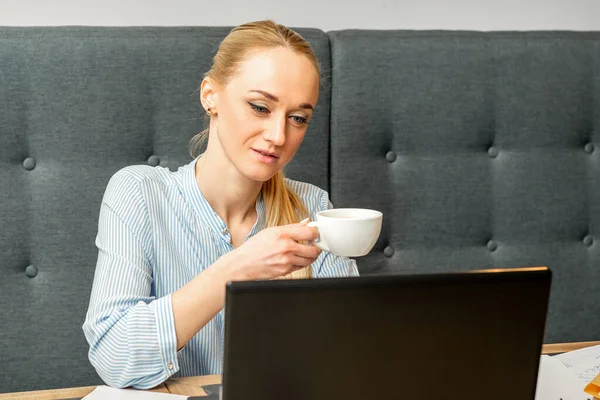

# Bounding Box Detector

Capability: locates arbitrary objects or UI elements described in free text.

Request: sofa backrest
[328,30,600,344]
[0,26,331,393]
[0,26,598,393]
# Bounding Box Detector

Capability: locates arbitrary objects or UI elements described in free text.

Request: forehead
[226,47,319,105]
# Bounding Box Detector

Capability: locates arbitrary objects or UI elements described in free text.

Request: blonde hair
[189,21,320,276]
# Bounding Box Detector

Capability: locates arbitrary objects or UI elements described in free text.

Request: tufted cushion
[0,26,331,393]
[329,30,600,343]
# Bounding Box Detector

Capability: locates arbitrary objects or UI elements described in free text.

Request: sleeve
[81,169,181,389]
[310,190,360,278]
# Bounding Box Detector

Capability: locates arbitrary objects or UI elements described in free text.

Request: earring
[206,108,212,116]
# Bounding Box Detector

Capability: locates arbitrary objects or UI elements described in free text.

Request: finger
[283,226,320,242]
[286,255,318,268]
[285,218,310,227]
[291,242,321,259]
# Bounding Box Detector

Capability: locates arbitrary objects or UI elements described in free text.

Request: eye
[248,102,270,114]
[290,115,308,125]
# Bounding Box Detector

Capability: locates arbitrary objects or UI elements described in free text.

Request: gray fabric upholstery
[329,30,600,344]
[0,26,330,393]
[1,26,598,394]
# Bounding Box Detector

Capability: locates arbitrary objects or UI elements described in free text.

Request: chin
[241,164,281,183]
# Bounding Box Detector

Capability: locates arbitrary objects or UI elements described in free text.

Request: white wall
[0,0,598,31]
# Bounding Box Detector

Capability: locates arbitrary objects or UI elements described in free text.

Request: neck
[195,138,262,228]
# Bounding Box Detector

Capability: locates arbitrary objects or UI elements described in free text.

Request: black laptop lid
[222,267,551,400]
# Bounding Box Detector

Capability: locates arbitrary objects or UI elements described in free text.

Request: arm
[82,171,181,389]
[170,254,235,350]
[82,171,237,389]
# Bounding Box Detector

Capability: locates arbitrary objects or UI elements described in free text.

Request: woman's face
[205,47,319,182]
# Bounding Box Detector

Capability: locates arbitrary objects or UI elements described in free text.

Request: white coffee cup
[307,208,383,257]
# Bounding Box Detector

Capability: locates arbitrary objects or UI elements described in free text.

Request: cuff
[153,294,180,377]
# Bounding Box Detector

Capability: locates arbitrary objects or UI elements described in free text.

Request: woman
[82,20,359,389]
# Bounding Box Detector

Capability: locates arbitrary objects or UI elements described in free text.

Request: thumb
[288,218,310,227]
[282,218,311,232]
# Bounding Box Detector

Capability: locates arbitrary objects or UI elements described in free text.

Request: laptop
[220,266,552,400]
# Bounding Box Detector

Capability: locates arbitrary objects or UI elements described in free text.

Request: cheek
[219,102,244,133]
[218,107,254,147]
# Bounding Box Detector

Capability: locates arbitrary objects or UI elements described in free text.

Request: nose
[263,115,286,146]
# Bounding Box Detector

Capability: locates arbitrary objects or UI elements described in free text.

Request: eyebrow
[249,89,314,111]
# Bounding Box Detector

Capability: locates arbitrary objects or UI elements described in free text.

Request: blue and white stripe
[82,157,359,389]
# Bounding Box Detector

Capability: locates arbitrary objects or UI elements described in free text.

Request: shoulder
[106,164,176,189]
[102,164,180,213]
[284,178,332,217]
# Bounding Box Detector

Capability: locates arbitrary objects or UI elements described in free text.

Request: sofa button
[488,146,498,158]
[23,157,36,171]
[486,240,498,251]
[385,151,397,163]
[25,265,38,278]
[383,246,395,257]
[584,143,595,154]
[583,235,593,247]
[148,155,160,167]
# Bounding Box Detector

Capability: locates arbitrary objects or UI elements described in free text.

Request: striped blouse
[82,157,359,389]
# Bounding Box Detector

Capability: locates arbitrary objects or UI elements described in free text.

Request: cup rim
[316,208,383,220]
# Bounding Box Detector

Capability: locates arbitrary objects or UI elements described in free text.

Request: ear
[200,77,219,115]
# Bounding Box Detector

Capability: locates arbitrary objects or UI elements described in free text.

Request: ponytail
[263,171,313,279]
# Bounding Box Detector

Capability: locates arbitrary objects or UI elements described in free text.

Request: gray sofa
[1,26,598,393]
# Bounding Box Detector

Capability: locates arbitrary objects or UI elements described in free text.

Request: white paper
[82,385,189,400]
[555,344,600,384]
[534,355,591,400]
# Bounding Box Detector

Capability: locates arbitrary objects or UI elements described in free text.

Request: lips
[252,149,279,158]
[251,148,280,164]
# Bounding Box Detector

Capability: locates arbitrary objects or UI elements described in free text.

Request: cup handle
[307,221,329,253]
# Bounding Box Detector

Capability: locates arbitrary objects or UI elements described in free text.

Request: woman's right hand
[224,219,322,281]
[171,219,320,349]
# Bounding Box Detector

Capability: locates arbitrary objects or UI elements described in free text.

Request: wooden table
[2,341,599,399]
[542,340,600,355]
[0,375,221,399]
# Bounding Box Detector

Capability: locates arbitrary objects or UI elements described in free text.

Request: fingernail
[300,218,310,224]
